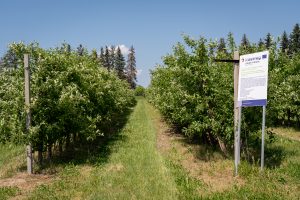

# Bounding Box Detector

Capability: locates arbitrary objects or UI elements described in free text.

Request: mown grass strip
[30,97,177,199]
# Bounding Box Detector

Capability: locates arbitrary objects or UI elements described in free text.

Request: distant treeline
[0,43,138,89]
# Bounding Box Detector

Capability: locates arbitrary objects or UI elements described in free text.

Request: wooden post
[233,51,239,176]
[24,54,33,174]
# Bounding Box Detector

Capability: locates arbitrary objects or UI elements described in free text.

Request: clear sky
[0,0,299,87]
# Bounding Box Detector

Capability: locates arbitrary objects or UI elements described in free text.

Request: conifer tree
[265,33,272,49]
[109,45,116,70]
[99,47,105,65]
[280,31,289,53]
[1,47,18,69]
[77,44,85,56]
[258,38,265,49]
[126,46,137,89]
[91,49,98,61]
[240,34,250,49]
[66,44,71,53]
[60,43,71,54]
[289,23,300,54]
[227,32,236,54]
[115,46,126,80]
[103,46,110,70]
[217,38,227,54]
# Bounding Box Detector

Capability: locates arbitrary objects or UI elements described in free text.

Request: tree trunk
[58,140,63,157]
[47,143,52,161]
[287,109,291,127]
[37,142,43,165]
[217,136,227,155]
[72,133,77,146]
[38,150,43,166]
[66,134,70,151]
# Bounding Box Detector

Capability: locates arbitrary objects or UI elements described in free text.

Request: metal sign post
[261,105,266,170]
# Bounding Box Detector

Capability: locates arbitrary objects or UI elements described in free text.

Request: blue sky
[0,0,299,87]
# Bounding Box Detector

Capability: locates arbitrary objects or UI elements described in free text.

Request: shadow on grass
[35,107,135,173]
[239,134,294,169]
[264,145,286,168]
[166,123,292,169]
[166,124,227,162]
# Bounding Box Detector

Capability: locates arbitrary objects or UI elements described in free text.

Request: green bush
[148,35,300,152]
[134,85,145,96]
[0,42,135,160]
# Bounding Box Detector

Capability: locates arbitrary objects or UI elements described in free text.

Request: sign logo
[262,54,267,59]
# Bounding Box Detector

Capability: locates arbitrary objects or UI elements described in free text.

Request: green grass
[29,97,177,199]
[145,98,300,199]
[0,143,25,178]
[0,186,20,200]
[1,98,299,199]
[0,144,24,199]
[271,127,300,142]
[164,128,300,199]
[167,131,300,200]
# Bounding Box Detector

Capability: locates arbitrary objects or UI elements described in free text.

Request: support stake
[24,54,33,174]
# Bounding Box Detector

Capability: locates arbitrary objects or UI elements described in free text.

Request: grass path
[81,97,177,199]
[30,97,177,199]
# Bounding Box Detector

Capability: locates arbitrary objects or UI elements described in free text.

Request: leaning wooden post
[24,54,33,174]
[233,51,240,176]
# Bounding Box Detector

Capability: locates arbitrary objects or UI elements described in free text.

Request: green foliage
[148,32,300,150]
[268,53,300,127]
[217,38,227,54]
[148,36,242,147]
[265,32,273,49]
[134,85,145,96]
[0,42,135,157]
[241,33,250,50]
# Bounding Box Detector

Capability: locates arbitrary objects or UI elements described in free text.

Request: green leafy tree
[134,85,145,96]
[0,42,135,164]
[148,35,282,154]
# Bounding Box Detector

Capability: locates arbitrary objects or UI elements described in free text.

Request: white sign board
[238,51,269,107]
